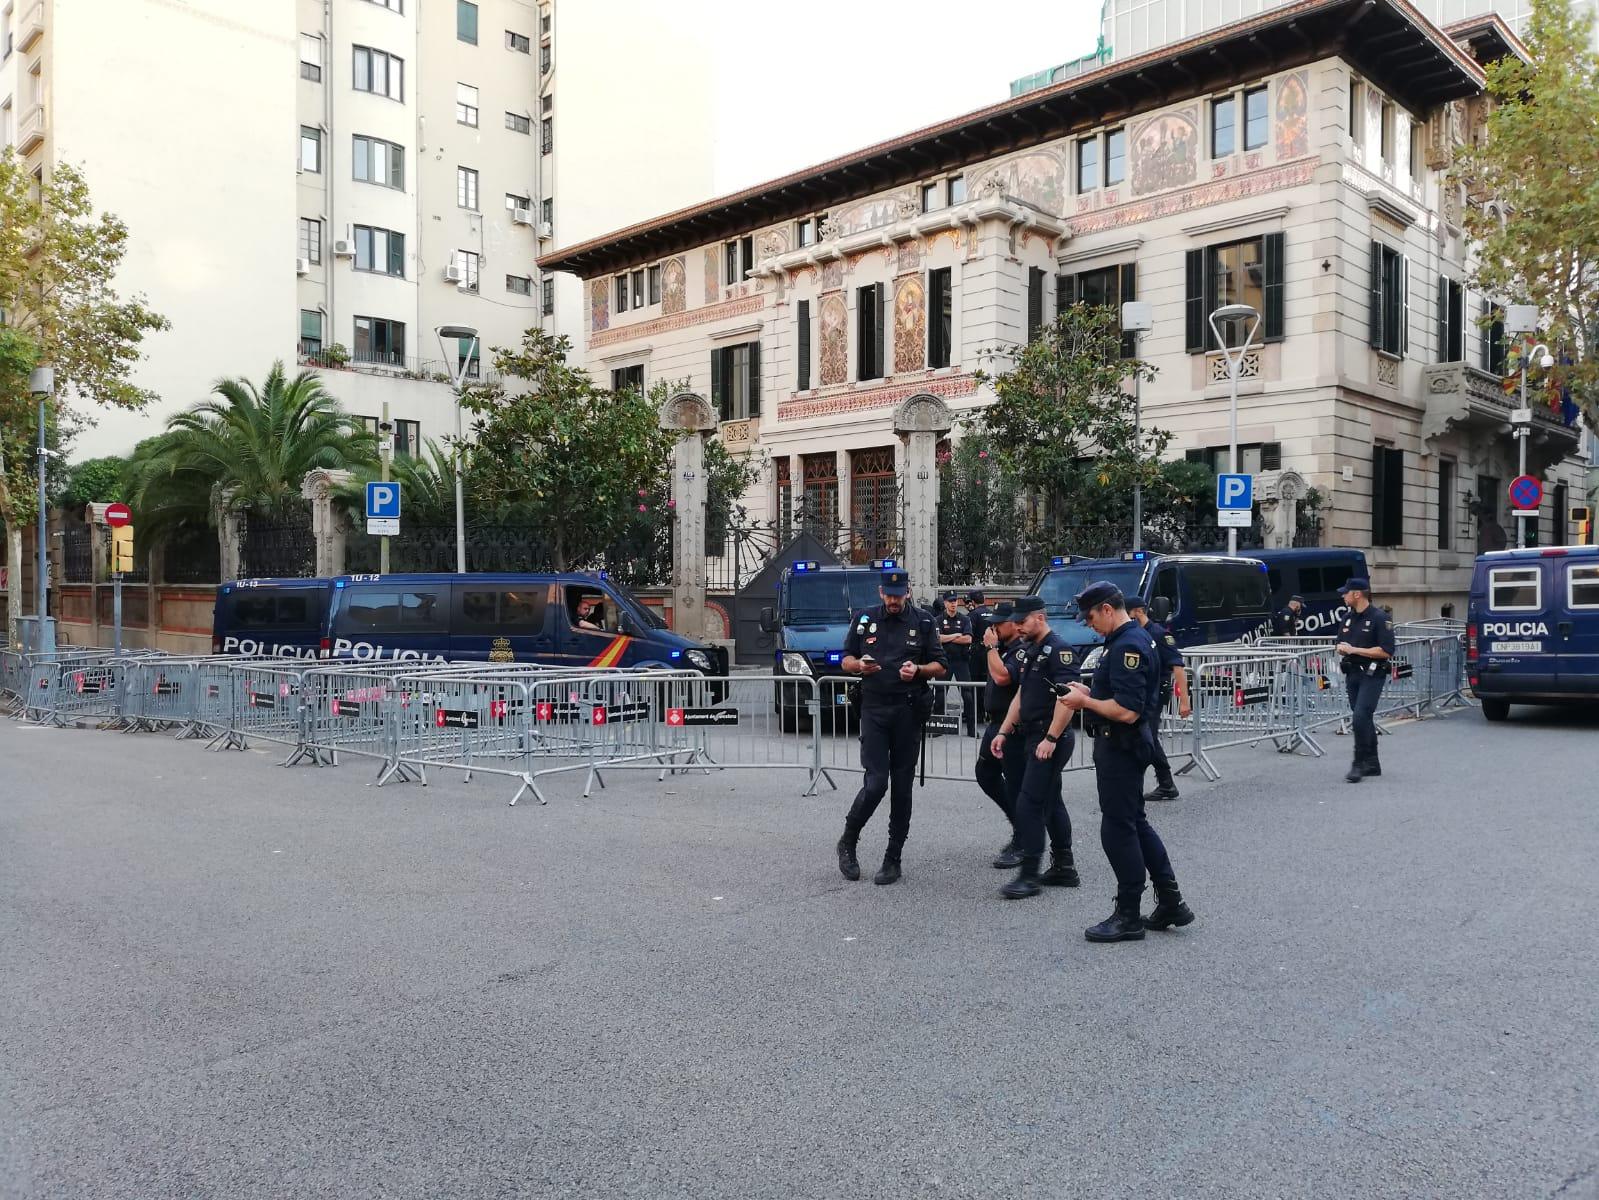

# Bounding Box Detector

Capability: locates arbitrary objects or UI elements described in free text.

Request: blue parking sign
[366,481,401,519]
[1216,473,1253,511]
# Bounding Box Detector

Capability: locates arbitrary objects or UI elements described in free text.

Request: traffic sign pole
[380,400,391,575]
[103,503,133,656]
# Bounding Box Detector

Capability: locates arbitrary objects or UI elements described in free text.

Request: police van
[212,578,334,658]
[759,560,891,730]
[1467,545,1599,720]
[1255,548,1369,636]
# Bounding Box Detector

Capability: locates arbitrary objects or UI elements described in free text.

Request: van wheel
[1481,698,1510,722]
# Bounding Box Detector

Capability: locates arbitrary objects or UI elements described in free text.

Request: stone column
[893,392,954,604]
[836,449,853,560]
[216,489,242,582]
[660,391,717,636]
[301,468,354,577]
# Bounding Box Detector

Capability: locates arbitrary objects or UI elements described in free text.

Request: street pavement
[2,702,1597,1199]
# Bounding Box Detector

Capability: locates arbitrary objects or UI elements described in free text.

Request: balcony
[1422,361,1580,470]
[18,103,46,154]
[18,1,44,51]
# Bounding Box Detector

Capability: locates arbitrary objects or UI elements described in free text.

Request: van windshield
[600,581,667,630]
[785,573,884,624]
[1037,565,1146,620]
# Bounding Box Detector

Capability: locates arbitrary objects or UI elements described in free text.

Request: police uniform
[966,591,994,682]
[1137,606,1185,801]
[1271,597,1304,638]
[997,595,1078,897]
[837,570,949,885]
[1073,581,1193,943]
[934,594,976,736]
[1335,578,1395,782]
[974,603,1024,859]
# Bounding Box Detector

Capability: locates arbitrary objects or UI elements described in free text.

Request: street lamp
[435,324,479,573]
[1121,300,1154,552]
[29,367,55,653]
[1207,303,1261,557]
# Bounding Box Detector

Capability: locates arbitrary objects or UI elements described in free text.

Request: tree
[58,455,130,510]
[1,154,169,639]
[1454,0,1599,428]
[122,363,375,541]
[459,331,674,571]
[332,437,460,525]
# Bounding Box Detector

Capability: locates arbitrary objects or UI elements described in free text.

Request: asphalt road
[2,702,1597,1199]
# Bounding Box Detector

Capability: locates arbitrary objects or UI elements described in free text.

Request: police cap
[1124,595,1148,613]
[1338,576,1371,595]
[940,590,959,602]
[1073,580,1125,615]
[1289,594,1305,605]
[992,600,1017,622]
[966,588,985,603]
[880,569,910,596]
[1012,595,1046,616]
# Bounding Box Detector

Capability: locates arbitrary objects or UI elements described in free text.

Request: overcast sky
[704,0,1101,194]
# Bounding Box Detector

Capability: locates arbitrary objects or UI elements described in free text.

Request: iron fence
[62,526,93,583]
[162,524,222,584]
[707,519,905,591]
[344,516,672,587]
[239,503,316,579]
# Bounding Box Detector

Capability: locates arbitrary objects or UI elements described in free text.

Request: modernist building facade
[542,0,1588,620]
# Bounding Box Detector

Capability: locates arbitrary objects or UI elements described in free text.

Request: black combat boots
[1038,849,1080,887]
[837,832,861,881]
[1144,782,1180,801]
[873,850,902,886]
[992,840,1023,869]
[1085,897,1147,942]
[1143,880,1195,931]
[1345,759,1365,783]
[1001,857,1043,899]
[1360,758,1382,778]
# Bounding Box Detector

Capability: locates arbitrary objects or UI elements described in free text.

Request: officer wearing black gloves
[934,592,976,736]
[1057,581,1194,943]
[1334,576,1394,783]
[988,596,1080,899]
[837,569,949,885]
[1126,596,1189,802]
[974,601,1024,866]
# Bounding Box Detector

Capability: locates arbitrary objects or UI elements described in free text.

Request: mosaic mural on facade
[821,260,844,291]
[661,256,687,315]
[819,293,849,386]
[830,192,913,237]
[589,294,765,350]
[703,246,721,306]
[775,372,978,422]
[994,149,1069,213]
[1068,160,1315,236]
[896,240,921,275]
[759,227,789,263]
[893,276,926,375]
[1130,107,1198,196]
[589,278,609,332]
[1275,70,1310,160]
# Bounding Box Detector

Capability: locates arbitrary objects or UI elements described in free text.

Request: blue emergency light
[1051,556,1067,567]
[870,558,897,569]
[827,652,842,663]
[793,560,818,572]
[1121,551,1148,562]
[334,579,346,589]
[669,649,682,659]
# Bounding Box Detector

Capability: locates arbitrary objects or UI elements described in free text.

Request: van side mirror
[1150,596,1172,624]
[615,612,631,636]
[759,606,777,633]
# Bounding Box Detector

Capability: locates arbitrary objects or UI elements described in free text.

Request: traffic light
[1573,505,1593,546]
[111,525,135,574]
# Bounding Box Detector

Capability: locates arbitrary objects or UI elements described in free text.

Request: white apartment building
[541,0,1589,621]
[1,0,712,458]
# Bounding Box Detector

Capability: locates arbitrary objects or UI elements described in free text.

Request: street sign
[104,502,132,527]
[366,518,400,536]
[1217,509,1253,528]
[366,481,401,519]
[1216,473,1253,512]
[1508,475,1542,511]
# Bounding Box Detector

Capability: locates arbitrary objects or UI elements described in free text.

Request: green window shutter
[1184,249,1205,353]
[748,340,761,418]
[796,301,811,391]
[1369,241,1384,348]
[710,347,725,421]
[1262,232,1285,342]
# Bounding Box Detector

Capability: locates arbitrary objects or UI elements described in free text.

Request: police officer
[965,589,993,684]
[837,569,949,885]
[975,601,1025,865]
[1126,596,1189,802]
[1057,581,1194,942]
[1334,576,1394,783]
[1272,595,1305,637]
[989,596,1080,898]
[934,591,976,736]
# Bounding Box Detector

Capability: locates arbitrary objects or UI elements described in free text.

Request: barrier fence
[1,632,1471,803]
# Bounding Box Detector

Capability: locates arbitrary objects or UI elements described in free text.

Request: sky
[703,0,1102,195]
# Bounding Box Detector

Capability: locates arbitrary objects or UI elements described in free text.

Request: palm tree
[332,437,459,524]
[123,362,375,540]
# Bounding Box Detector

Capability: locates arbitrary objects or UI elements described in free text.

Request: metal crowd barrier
[1182,646,1314,777]
[208,660,327,765]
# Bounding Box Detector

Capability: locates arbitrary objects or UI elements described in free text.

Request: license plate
[1490,641,1542,653]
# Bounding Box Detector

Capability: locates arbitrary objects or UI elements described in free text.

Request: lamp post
[1207,303,1261,557]
[435,324,479,573]
[29,367,55,653]
[1121,300,1154,553]
[1503,305,1551,551]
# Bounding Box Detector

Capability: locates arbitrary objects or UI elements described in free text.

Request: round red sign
[104,502,133,527]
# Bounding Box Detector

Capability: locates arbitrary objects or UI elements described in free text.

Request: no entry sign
[104,502,132,527]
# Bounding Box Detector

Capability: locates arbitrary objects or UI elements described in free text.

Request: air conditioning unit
[295,257,310,276]
[511,207,534,226]
[443,263,463,283]
[538,220,553,239]
[332,239,354,257]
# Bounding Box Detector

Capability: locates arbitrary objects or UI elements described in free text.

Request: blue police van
[759,560,890,730]
[318,573,728,680]
[212,578,334,658]
[1256,548,1369,635]
[1467,545,1599,720]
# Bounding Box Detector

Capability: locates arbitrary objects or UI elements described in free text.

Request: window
[541,278,554,316]
[920,182,939,212]
[540,117,553,154]
[1212,94,1236,157]
[299,126,321,173]
[711,341,761,421]
[1105,127,1126,186]
[505,192,530,216]
[298,217,321,265]
[455,337,479,379]
[856,283,885,381]
[1372,445,1405,547]
[540,43,551,73]
[1482,301,1507,375]
[796,216,819,247]
[614,275,628,313]
[611,364,644,393]
[352,135,404,188]
[647,265,661,305]
[1569,564,1599,609]
[1076,136,1099,192]
[1410,121,1423,179]
[505,111,530,134]
[1059,263,1139,357]
[300,310,324,356]
[459,588,546,632]
[506,30,530,53]
[1188,442,1281,476]
[1380,100,1395,164]
[457,0,478,43]
[1185,234,1284,351]
[1437,459,1455,551]
[724,236,754,286]
[1027,268,1045,342]
[1243,86,1268,151]
[540,197,553,224]
[1349,79,1363,143]
[456,166,478,210]
[542,94,553,113]
[362,0,403,11]
[353,226,405,277]
[1369,242,1408,356]
[352,46,403,101]
[456,82,479,127]
[541,9,552,34]
[506,274,532,296]
[928,267,953,369]
[1437,277,1464,363]
[630,270,644,308]
[452,250,480,293]
[946,175,966,205]
[796,299,812,390]
[366,418,421,457]
[1489,567,1541,612]
[343,590,445,631]
[300,34,322,82]
[353,316,405,366]
[1188,564,1271,617]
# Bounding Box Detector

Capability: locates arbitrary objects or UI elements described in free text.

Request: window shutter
[1027,268,1044,342]
[1056,272,1078,317]
[1437,275,1450,363]
[1479,297,1491,371]
[1369,242,1385,348]
[796,300,811,391]
[1262,232,1284,342]
[1400,255,1410,356]
[710,347,725,421]
[1385,448,1404,545]
[1119,263,1138,358]
[748,340,761,417]
[1185,249,1205,353]
[740,236,754,281]
[1371,444,1387,543]
[1261,442,1282,471]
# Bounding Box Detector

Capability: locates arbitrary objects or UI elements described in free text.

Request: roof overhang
[540,0,1483,279]
[1442,12,1533,66]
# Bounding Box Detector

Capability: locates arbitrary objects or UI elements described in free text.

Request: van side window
[1188,566,1229,616]
[1569,565,1599,610]
[563,588,613,631]
[344,590,447,629]
[1488,567,1541,612]
[1152,568,1179,615]
[234,592,315,628]
[461,588,547,630]
[1231,571,1271,615]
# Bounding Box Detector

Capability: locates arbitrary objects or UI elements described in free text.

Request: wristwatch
[1042,735,1057,744]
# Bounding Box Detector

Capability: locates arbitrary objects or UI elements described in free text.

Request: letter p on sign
[366,481,401,519]
[1216,473,1253,511]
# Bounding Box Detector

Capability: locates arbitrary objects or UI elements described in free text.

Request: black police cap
[1124,595,1148,612]
[1012,596,1046,616]
[992,601,1016,621]
[966,588,985,602]
[1073,580,1125,613]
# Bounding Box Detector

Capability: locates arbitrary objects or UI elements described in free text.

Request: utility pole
[30,367,55,653]
[379,400,392,575]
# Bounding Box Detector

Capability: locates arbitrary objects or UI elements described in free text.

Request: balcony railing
[18,104,46,153]
[297,343,492,384]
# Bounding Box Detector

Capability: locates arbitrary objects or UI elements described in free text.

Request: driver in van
[575,593,607,631]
